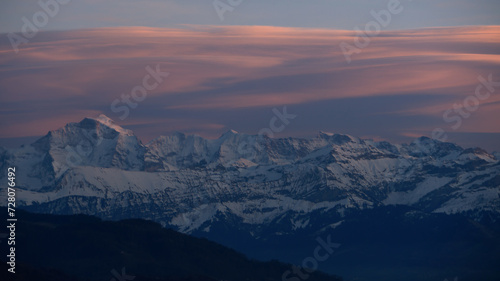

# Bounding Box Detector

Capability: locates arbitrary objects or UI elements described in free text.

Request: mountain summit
[1,115,499,239]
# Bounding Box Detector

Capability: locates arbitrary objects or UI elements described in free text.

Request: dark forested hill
[0,208,342,281]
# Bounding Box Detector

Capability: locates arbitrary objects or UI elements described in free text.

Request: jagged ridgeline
[1,115,500,279]
[1,115,498,232]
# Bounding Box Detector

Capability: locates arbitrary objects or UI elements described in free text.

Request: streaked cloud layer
[0,25,499,150]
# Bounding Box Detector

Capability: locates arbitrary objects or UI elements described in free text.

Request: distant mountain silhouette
[0,207,342,281]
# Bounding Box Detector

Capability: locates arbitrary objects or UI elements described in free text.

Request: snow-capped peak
[2,116,499,239]
[221,129,239,137]
[90,114,133,136]
[318,131,334,137]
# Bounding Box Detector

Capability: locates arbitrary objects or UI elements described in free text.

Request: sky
[0,0,499,151]
[1,0,500,32]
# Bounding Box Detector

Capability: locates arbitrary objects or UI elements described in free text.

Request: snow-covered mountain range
[1,115,499,236]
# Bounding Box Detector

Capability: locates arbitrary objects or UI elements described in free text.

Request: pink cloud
[0,25,499,140]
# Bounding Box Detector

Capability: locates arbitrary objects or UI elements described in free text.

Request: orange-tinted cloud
[0,25,499,150]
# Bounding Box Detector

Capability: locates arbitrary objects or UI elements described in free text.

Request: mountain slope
[1,115,499,280]
[0,207,341,281]
[2,115,498,230]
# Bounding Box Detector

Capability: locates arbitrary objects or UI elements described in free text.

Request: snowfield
[1,115,499,235]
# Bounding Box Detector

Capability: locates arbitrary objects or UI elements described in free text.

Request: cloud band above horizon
[0,25,499,151]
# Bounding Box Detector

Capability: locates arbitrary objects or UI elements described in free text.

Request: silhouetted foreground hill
[0,208,342,281]
[198,205,500,281]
